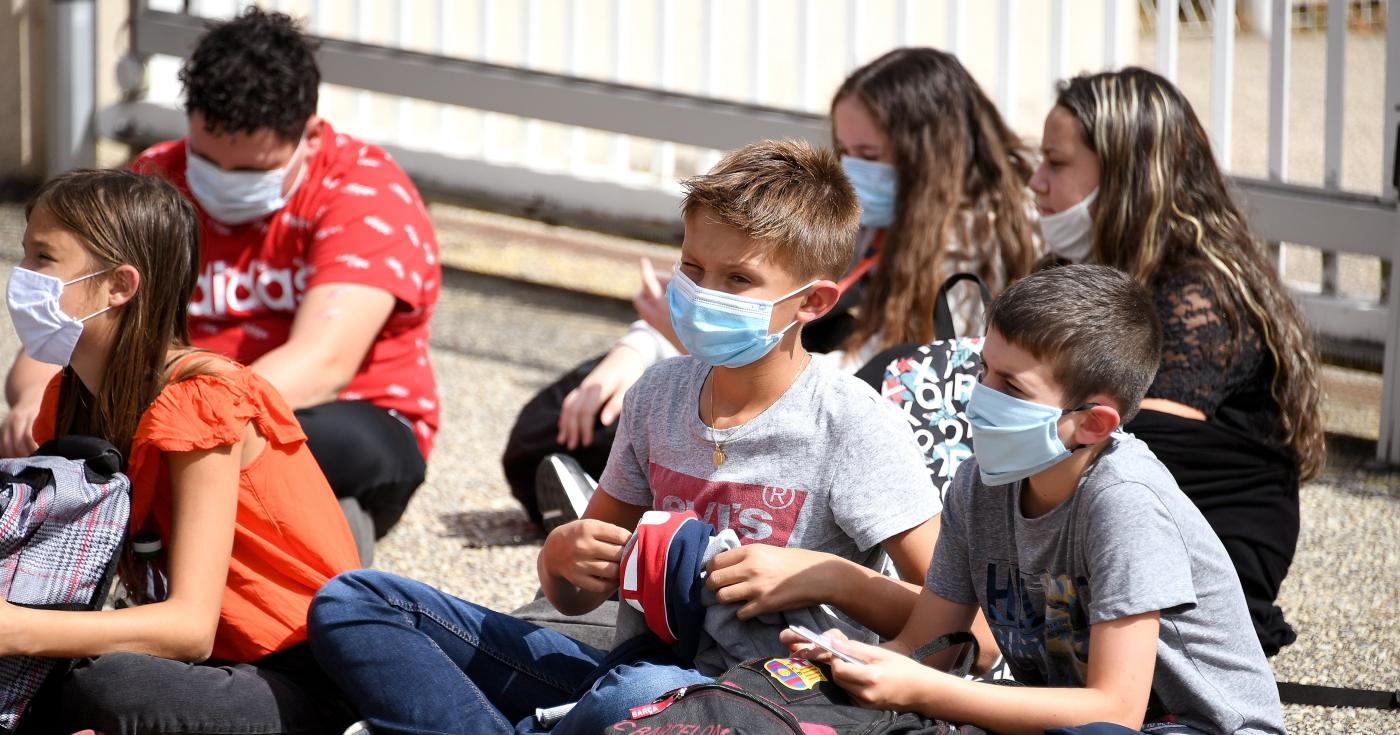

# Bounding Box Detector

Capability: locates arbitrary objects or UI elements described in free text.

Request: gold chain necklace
[707,354,811,467]
[709,378,728,467]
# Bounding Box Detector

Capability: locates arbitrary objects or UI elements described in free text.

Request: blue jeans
[307,570,710,735]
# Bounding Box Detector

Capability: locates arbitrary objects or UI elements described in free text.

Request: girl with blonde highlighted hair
[1031,67,1324,656]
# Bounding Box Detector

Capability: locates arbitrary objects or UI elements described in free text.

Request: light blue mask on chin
[667,268,814,368]
[841,155,898,228]
[965,381,1098,486]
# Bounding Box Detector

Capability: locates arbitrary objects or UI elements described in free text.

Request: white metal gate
[92,0,1400,462]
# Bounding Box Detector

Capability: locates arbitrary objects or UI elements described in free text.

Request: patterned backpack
[605,655,984,735]
[0,437,129,733]
[874,273,991,503]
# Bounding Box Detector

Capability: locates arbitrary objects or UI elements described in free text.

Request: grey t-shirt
[601,355,940,672]
[928,434,1285,735]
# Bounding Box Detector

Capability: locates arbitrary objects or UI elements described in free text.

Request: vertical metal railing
[477,0,497,160]
[997,0,1016,128]
[1158,0,1181,82]
[111,0,1400,461]
[1267,0,1292,271]
[522,0,541,166]
[1104,0,1124,68]
[946,0,966,61]
[654,0,676,182]
[1209,0,1235,166]
[1321,0,1349,297]
[1050,0,1069,110]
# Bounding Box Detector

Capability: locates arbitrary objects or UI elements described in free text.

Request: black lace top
[1144,267,1281,441]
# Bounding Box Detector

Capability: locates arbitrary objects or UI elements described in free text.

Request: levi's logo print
[649,463,807,545]
[984,559,1091,684]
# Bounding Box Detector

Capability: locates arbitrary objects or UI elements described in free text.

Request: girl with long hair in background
[1031,67,1325,655]
[506,47,1043,529]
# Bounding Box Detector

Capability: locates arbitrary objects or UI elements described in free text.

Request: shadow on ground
[1321,435,1400,502]
[440,508,544,548]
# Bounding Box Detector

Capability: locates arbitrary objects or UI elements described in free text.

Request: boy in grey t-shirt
[533,140,942,732]
[785,265,1286,735]
[304,141,940,735]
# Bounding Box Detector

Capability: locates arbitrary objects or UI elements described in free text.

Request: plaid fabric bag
[0,438,129,733]
[876,273,991,503]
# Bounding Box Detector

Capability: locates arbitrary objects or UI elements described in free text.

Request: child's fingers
[572,573,619,594]
[599,387,626,427]
[795,645,833,663]
[639,258,660,295]
[576,559,620,579]
[557,391,582,448]
[582,519,634,547]
[832,637,886,663]
[711,579,752,606]
[705,546,745,572]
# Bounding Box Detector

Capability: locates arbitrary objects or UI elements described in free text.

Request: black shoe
[338,496,376,567]
[535,454,597,533]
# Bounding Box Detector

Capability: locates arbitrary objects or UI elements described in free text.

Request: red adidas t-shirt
[130,121,440,458]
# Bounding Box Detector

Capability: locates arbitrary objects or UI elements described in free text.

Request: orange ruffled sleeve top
[34,361,361,663]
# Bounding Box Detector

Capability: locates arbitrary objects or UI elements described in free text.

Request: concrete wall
[0,0,46,194]
[0,0,135,194]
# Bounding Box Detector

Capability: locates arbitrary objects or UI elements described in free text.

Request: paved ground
[0,202,1396,732]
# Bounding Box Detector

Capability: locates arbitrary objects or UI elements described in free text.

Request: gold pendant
[712,446,726,467]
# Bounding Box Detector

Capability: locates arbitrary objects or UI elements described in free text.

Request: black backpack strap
[1277,681,1400,710]
[910,631,980,678]
[933,273,993,341]
[33,435,125,483]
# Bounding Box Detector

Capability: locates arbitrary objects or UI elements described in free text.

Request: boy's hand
[705,545,827,618]
[634,259,682,351]
[0,396,40,457]
[780,628,942,712]
[826,637,946,712]
[541,518,632,594]
[557,347,645,449]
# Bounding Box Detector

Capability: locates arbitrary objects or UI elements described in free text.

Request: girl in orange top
[3,170,360,734]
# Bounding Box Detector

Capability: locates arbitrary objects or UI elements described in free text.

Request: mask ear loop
[1058,400,1103,453]
[769,280,822,337]
[65,268,118,322]
[1059,402,1107,453]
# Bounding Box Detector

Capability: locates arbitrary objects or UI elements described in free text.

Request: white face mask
[184,138,306,225]
[1039,188,1098,263]
[6,267,115,366]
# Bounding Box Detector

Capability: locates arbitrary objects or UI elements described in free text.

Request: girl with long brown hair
[832,46,1041,360]
[1031,67,1325,655]
[3,169,359,734]
[506,47,1042,529]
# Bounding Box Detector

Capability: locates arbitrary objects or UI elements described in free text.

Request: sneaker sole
[535,455,593,534]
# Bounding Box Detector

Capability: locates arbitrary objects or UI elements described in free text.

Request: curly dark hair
[180,7,319,142]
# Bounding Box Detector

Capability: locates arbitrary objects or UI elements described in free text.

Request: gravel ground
[0,202,1395,733]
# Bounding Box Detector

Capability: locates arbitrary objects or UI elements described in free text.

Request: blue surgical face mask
[841,155,897,228]
[667,267,815,368]
[965,380,1099,486]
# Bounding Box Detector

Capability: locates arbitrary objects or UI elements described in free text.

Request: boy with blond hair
[308,140,944,734]
[785,265,1286,735]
